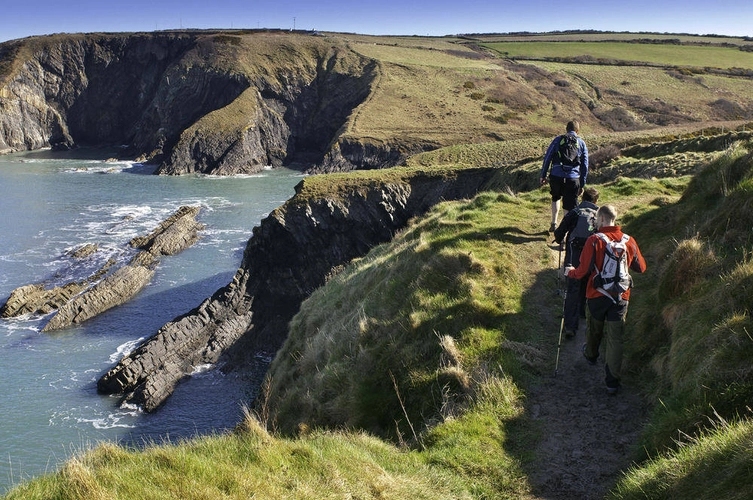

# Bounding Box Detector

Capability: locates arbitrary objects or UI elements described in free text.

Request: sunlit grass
[482,41,753,70]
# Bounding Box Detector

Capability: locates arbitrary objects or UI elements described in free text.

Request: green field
[481,41,753,70]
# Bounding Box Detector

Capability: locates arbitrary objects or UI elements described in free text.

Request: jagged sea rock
[1,283,84,318]
[66,243,99,259]
[40,206,202,331]
[42,254,157,332]
[129,205,204,255]
[1,205,203,331]
[98,167,498,411]
[0,258,116,318]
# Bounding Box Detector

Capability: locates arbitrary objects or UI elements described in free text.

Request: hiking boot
[582,343,597,365]
[549,223,556,233]
[606,384,620,395]
[564,330,575,339]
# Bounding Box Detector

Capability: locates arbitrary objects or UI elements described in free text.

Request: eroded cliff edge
[0,31,411,174]
[97,167,498,411]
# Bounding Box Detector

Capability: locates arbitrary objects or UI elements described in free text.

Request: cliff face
[0,34,201,153]
[0,32,383,173]
[97,167,497,411]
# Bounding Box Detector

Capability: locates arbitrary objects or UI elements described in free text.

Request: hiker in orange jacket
[564,204,646,394]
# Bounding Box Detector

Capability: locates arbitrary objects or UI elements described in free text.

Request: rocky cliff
[0,31,392,173]
[97,167,498,411]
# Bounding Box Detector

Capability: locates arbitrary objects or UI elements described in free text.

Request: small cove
[0,149,301,493]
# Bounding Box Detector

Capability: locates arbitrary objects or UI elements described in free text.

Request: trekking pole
[554,258,567,377]
[556,243,563,295]
[553,287,567,376]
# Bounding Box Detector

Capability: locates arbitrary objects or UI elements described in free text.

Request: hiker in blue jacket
[553,187,599,338]
[540,120,589,233]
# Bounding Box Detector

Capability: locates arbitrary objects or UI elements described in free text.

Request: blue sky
[2,0,751,43]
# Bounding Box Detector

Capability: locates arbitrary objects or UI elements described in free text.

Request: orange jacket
[567,225,647,301]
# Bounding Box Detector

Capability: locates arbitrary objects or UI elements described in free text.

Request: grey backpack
[568,206,597,248]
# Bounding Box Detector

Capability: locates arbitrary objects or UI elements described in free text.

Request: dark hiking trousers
[584,295,629,389]
[563,246,587,333]
[564,276,587,333]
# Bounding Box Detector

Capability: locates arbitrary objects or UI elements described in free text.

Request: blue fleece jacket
[540,131,589,186]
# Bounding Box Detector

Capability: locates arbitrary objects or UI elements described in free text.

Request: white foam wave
[77,411,139,430]
[111,204,154,219]
[119,401,142,412]
[2,316,41,332]
[109,337,146,363]
[190,363,215,376]
[198,171,271,179]
[62,160,136,175]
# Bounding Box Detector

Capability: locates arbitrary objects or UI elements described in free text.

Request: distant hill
[1,30,752,175]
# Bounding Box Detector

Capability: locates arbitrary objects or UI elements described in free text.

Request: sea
[0,148,303,493]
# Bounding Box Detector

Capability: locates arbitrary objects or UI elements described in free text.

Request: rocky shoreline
[0,206,204,331]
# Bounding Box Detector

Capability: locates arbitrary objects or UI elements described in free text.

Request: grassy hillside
[3,30,752,164]
[7,126,753,499]
[5,32,753,498]
[480,41,753,70]
[328,31,753,149]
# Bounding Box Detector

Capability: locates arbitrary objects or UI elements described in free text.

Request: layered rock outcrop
[97,167,498,411]
[42,254,158,332]
[0,32,390,174]
[0,206,203,331]
[0,259,114,318]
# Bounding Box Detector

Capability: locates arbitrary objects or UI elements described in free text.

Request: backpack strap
[595,232,630,245]
[594,232,610,245]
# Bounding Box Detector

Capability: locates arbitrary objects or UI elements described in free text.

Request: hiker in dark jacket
[565,205,647,394]
[540,120,589,232]
[553,187,599,338]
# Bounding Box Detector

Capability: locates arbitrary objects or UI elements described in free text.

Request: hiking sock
[551,200,559,226]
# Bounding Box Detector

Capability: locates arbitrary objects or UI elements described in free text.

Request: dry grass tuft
[658,237,718,302]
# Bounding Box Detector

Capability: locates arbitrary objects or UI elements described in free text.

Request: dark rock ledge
[0,255,116,318]
[97,168,498,412]
[0,206,204,332]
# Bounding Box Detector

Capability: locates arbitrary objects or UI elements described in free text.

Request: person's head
[596,204,617,229]
[582,187,599,203]
[566,120,580,134]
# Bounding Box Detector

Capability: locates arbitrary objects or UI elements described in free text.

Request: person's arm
[630,240,647,273]
[566,235,597,279]
[579,139,589,187]
[540,138,558,184]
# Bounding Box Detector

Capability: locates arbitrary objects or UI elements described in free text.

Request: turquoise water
[0,149,302,493]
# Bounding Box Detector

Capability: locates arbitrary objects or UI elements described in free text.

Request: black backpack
[556,134,580,171]
[568,206,597,248]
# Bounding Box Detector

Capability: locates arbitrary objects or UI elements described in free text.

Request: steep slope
[97,166,498,411]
